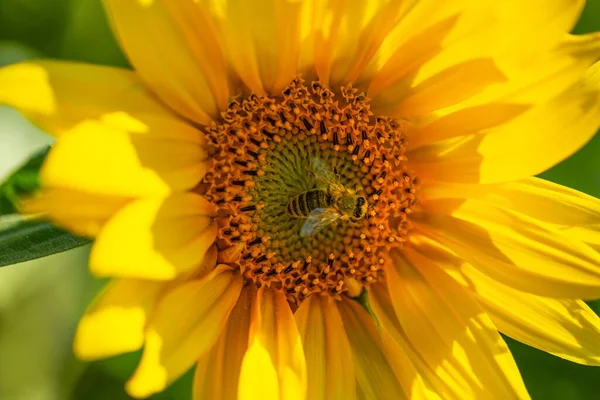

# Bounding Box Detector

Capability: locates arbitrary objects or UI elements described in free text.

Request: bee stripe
[295,196,304,216]
[298,193,309,215]
[287,196,302,217]
[306,189,322,211]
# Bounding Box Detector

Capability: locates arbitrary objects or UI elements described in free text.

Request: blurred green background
[0,1,600,399]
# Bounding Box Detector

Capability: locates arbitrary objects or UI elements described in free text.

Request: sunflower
[2,0,600,399]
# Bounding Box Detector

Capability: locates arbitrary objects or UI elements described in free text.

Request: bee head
[351,196,368,220]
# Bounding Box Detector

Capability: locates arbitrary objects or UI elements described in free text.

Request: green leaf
[0,148,92,266]
[0,146,49,215]
[0,215,91,267]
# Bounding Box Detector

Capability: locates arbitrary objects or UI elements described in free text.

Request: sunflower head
[2,1,600,399]
[202,77,417,304]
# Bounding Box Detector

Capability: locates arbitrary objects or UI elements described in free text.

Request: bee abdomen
[287,190,331,218]
[307,189,331,211]
[286,193,306,217]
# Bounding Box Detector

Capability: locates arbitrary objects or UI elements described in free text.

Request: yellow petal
[42,118,207,198]
[562,224,600,255]
[368,1,584,115]
[379,58,507,118]
[74,279,165,360]
[103,0,229,124]
[126,266,242,398]
[409,237,600,366]
[415,198,600,299]
[467,33,600,110]
[405,32,600,159]
[194,285,253,400]
[295,295,356,400]
[21,188,130,237]
[489,297,600,366]
[406,103,529,151]
[0,60,172,137]
[379,329,442,400]
[192,244,219,280]
[366,9,460,98]
[312,0,405,88]
[91,193,217,280]
[386,248,531,399]
[409,58,600,184]
[336,297,408,400]
[238,340,280,400]
[420,177,600,227]
[420,177,600,258]
[239,288,307,400]
[368,283,455,397]
[224,0,310,95]
[408,235,600,367]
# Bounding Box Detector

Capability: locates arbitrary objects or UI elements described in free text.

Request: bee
[287,157,368,237]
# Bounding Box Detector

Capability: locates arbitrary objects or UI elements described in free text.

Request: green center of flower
[201,78,417,305]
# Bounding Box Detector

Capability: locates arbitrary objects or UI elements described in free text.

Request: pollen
[200,78,418,305]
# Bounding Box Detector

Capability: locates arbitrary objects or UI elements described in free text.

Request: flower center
[201,78,417,305]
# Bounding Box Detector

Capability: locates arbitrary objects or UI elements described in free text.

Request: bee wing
[311,157,340,186]
[300,208,341,237]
